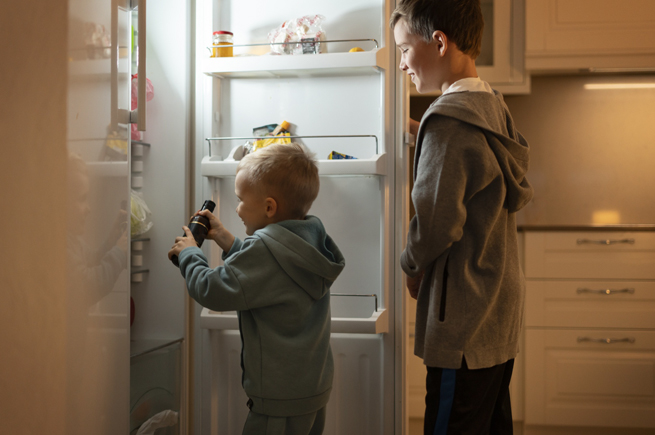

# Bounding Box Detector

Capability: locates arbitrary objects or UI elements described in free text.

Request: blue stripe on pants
[432,369,456,435]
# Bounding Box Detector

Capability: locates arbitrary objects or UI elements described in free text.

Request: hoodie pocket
[439,256,449,322]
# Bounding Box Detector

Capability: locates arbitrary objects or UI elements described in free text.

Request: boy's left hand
[167,226,198,261]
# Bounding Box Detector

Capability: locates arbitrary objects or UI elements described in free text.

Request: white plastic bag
[130,190,153,237]
[135,410,178,435]
[268,15,327,55]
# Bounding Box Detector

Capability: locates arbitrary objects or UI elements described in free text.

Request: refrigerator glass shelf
[201,153,387,178]
[201,47,389,79]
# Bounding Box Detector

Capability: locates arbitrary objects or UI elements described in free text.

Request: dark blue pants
[424,358,514,435]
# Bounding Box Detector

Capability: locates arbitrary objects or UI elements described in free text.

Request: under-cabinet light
[584,83,655,90]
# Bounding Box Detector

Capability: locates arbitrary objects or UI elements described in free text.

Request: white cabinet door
[526,0,655,71]
[525,329,655,428]
[477,0,529,93]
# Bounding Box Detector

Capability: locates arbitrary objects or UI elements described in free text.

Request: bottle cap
[213,31,233,35]
[201,200,216,212]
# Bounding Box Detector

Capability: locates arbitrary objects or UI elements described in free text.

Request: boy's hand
[406,271,424,300]
[197,209,235,252]
[167,226,198,261]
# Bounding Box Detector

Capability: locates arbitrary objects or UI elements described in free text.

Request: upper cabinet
[410,0,529,96]
[476,0,529,93]
[526,0,655,72]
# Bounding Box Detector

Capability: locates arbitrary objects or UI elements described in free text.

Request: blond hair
[237,143,319,218]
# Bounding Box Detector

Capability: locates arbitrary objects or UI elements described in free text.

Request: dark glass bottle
[171,200,216,267]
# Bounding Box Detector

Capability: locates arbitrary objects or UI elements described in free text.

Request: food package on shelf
[130,190,153,237]
[252,132,291,152]
[267,15,327,55]
[328,151,357,160]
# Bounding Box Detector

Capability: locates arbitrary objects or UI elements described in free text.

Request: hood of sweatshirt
[255,216,345,300]
[423,91,533,212]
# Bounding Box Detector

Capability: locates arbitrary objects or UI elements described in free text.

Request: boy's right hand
[406,271,424,300]
[196,209,235,253]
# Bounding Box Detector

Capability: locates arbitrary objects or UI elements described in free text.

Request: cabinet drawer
[525,328,655,428]
[524,232,655,279]
[526,280,655,329]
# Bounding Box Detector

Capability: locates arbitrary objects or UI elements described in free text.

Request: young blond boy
[168,143,345,435]
[391,0,533,433]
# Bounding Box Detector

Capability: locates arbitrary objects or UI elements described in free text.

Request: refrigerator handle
[130,0,147,131]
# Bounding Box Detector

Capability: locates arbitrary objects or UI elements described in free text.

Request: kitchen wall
[504,74,655,226]
[411,73,655,226]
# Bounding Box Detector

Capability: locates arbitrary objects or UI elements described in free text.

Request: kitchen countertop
[518,224,655,232]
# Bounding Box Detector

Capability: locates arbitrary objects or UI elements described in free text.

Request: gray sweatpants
[242,407,326,435]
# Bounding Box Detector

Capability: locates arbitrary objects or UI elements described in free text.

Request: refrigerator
[62,0,410,433]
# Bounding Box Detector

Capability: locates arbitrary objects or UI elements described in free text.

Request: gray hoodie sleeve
[400,116,498,276]
[178,245,250,311]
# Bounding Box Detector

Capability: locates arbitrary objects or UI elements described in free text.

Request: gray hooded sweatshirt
[178,215,345,416]
[401,90,533,370]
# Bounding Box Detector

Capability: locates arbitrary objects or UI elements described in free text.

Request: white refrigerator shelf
[201,47,389,78]
[201,153,387,178]
[199,307,389,334]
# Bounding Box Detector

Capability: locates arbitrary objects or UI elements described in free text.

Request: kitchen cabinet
[410,0,529,96]
[523,229,655,429]
[526,0,655,72]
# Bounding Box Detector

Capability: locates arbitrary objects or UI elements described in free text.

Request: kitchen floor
[409,419,655,435]
[410,418,524,435]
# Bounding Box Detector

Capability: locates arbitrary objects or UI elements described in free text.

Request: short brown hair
[237,143,319,218]
[390,0,484,59]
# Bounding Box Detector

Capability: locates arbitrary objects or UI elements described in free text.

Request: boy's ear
[432,30,448,56]
[264,197,278,218]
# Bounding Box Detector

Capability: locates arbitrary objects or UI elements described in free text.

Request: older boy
[168,143,345,435]
[391,0,533,433]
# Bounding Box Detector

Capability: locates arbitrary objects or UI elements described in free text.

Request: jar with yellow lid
[212,31,233,57]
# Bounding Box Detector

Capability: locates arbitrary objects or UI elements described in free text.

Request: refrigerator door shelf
[201,153,387,178]
[200,307,389,334]
[201,47,389,79]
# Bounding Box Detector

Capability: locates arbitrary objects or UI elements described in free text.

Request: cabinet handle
[576,238,635,245]
[576,288,635,295]
[577,337,636,345]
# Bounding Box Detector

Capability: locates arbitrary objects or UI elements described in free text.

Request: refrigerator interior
[193,0,402,433]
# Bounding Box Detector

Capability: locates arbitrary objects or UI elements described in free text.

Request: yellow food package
[252,132,291,151]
